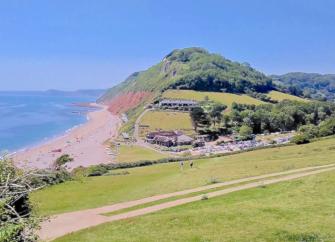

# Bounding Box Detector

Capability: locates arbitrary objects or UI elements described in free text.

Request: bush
[238,125,253,140]
[0,157,40,241]
[318,118,335,137]
[87,165,109,177]
[298,124,319,139]
[29,168,72,187]
[291,134,310,145]
[54,154,73,168]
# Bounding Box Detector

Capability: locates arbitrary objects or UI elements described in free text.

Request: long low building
[159,99,198,109]
[146,130,193,147]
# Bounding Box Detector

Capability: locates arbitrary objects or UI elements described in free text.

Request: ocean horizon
[0,91,103,153]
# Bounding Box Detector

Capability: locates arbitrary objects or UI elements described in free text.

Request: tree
[238,125,253,140]
[298,124,319,138]
[54,154,73,169]
[319,117,335,137]
[209,104,227,127]
[291,134,310,145]
[190,107,210,132]
[0,156,40,241]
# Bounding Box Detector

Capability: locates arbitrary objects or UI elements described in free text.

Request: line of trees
[190,100,335,140]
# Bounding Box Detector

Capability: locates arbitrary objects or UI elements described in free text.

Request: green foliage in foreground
[54,170,335,242]
[31,137,335,216]
[0,158,39,242]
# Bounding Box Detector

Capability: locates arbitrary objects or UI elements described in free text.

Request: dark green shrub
[298,124,319,138]
[291,134,310,145]
[30,168,72,187]
[87,164,109,177]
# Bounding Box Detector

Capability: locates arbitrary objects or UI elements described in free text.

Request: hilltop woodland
[273,72,335,102]
[190,99,335,142]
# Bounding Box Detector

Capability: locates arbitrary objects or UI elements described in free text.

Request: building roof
[154,136,175,143]
[177,134,193,143]
[159,99,198,105]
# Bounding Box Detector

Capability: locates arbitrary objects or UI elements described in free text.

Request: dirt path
[39,164,335,241]
[134,108,151,141]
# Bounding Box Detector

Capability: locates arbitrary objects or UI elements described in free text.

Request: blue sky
[0,0,334,90]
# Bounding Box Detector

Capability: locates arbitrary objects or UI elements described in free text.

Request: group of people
[179,160,194,170]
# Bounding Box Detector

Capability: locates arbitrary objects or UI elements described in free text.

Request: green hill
[272,72,335,101]
[99,47,274,103]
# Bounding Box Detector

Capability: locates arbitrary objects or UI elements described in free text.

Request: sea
[0,90,104,153]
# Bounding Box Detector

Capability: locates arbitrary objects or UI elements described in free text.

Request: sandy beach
[13,104,121,170]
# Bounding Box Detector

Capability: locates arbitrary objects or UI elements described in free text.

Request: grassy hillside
[139,110,194,136]
[116,144,169,163]
[266,90,307,102]
[32,137,335,216]
[162,89,265,109]
[99,47,273,103]
[55,170,335,242]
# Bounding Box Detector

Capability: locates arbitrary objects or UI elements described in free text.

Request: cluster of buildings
[145,131,194,147]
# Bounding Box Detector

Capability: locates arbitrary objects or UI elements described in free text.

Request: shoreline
[13,103,121,170]
[8,103,100,157]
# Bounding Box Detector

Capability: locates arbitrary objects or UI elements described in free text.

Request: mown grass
[115,144,169,163]
[31,137,335,216]
[55,170,335,242]
[162,90,265,108]
[139,110,194,136]
[267,90,308,102]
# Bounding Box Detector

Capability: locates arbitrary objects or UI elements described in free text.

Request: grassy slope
[139,110,194,136]
[55,170,335,242]
[32,137,335,216]
[267,90,307,102]
[162,90,265,109]
[116,144,169,163]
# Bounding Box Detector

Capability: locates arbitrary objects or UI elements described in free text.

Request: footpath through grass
[55,170,335,242]
[31,137,335,216]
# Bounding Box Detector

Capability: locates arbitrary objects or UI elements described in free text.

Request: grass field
[55,170,335,242]
[31,137,335,216]
[115,144,169,163]
[267,90,307,102]
[162,90,265,108]
[139,110,194,136]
